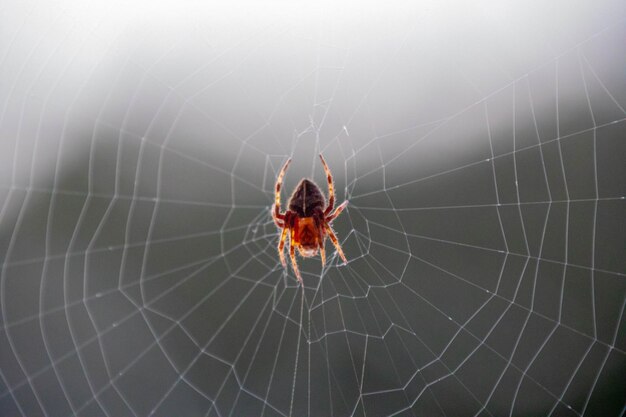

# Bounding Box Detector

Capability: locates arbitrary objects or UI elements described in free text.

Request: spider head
[296,217,320,257]
[298,246,319,257]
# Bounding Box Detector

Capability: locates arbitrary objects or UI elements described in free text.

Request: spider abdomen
[288,179,325,217]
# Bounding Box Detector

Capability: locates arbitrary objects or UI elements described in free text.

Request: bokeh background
[0,1,625,416]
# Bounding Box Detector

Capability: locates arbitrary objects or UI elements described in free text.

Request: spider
[272,154,348,284]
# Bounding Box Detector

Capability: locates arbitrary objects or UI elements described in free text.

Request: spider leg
[324,224,347,264]
[272,205,285,227]
[317,221,327,267]
[319,154,335,216]
[277,226,288,268]
[289,228,303,284]
[274,158,292,221]
[326,200,348,223]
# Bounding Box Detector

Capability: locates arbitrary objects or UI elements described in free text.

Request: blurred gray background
[0,0,625,416]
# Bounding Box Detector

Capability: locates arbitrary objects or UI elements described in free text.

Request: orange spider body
[272,155,348,284]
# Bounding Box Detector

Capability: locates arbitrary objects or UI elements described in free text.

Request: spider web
[1,1,625,416]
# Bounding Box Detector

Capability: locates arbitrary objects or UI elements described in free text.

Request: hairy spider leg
[326,200,348,223]
[272,208,285,228]
[319,154,335,215]
[325,224,347,264]
[319,231,326,267]
[277,226,288,268]
[289,228,302,284]
[273,158,292,225]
